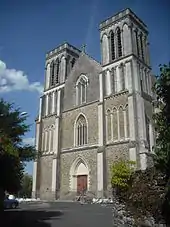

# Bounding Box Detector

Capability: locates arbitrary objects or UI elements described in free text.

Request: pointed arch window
[50,61,55,86]
[125,105,129,138]
[119,106,125,139]
[117,27,122,57]
[71,58,76,68]
[113,108,118,140]
[41,95,45,117]
[66,56,71,79]
[55,59,60,84]
[140,34,144,60]
[45,131,49,152]
[41,132,45,152]
[48,93,52,115]
[106,109,112,141]
[119,64,125,90]
[76,74,88,105]
[51,129,54,151]
[75,115,88,146]
[145,115,150,151]
[111,67,116,93]
[135,30,140,56]
[110,31,115,60]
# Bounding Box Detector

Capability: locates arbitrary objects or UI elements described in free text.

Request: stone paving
[3,201,113,227]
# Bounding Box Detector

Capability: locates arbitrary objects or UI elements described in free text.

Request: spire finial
[81,44,86,53]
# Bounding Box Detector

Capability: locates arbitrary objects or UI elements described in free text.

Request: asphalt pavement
[1,201,113,227]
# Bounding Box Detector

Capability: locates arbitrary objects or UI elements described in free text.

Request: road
[2,201,113,227]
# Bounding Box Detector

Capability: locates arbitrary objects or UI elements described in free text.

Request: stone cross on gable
[81,44,86,53]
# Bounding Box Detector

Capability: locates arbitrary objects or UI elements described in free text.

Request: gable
[63,53,102,111]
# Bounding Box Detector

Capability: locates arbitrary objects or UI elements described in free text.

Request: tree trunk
[0,187,4,211]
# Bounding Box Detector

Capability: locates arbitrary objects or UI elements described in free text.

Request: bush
[119,167,166,224]
[111,159,135,195]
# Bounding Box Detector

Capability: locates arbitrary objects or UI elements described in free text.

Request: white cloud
[23,137,35,146]
[0,60,43,94]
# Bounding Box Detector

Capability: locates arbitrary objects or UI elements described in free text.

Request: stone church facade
[32,8,155,200]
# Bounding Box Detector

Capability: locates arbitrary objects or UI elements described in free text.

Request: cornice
[61,144,98,153]
[104,90,129,101]
[62,100,99,114]
[106,139,130,147]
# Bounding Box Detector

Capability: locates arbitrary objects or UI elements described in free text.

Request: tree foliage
[19,173,33,198]
[108,64,170,225]
[152,63,170,224]
[0,99,36,194]
[111,159,136,192]
[153,63,170,181]
[119,167,166,225]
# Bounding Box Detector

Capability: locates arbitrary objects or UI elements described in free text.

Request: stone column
[57,89,61,116]
[127,59,138,164]
[133,29,137,56]
[32,122,40,198]
[143,36,147,64]
[133,59,141,92]
[121,28,124,56]
[149,123,154,153]
[128,95,137,164]
[45,94,49,116]
[48,130,52,153]
[32,160,38,198]
[52,91,56,114]
[38,97,42,122]
[123,110,127,139]
[45,64,51,90]
[51,89,61,199]
[147,71,151,95]
[44,130,48,153]
[129,25,133,54]
[105,70,112,96]
[51,154,57,197]
[126,60,133,93]
[117,109,120,140]
[146,42,150,66]
[97,72,104,197]
[136,93,148,170]
[97,151,104,198]
[142,68,146,93]
[61,57,66,82]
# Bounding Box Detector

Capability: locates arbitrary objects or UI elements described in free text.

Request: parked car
[4,196,19,209]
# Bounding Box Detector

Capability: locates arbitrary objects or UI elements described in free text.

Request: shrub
[111,159,136,195]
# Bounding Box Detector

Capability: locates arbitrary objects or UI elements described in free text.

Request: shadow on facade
[1,209,63,227]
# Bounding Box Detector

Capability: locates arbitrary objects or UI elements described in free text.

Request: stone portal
[69,157,89,193]
[77,175,87,195]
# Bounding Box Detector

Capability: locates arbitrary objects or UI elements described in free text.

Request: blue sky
[0,0,169,175]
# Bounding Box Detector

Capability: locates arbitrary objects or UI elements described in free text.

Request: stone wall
[42,115,56,127]
[104,92,128,110]
[144,99,153,121]
[104,142,129,196]
[63,54,101,111]
[61,102,98,149]
[39,155,53,200]
[60,148,97,199]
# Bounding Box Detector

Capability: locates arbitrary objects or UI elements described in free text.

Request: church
[32,8,155,200]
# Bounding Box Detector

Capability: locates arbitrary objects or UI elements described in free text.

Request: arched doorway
[69,157,90,195]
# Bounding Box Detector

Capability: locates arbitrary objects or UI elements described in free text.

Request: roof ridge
[81,52,101,67]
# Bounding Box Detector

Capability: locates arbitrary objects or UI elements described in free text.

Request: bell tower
[99,8,154,170]
[44,42,81,91]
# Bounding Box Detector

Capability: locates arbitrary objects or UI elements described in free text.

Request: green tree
[0,99,36,210]
[19,173,33,198]
[153,63,170,180]
[153,63,170,223]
